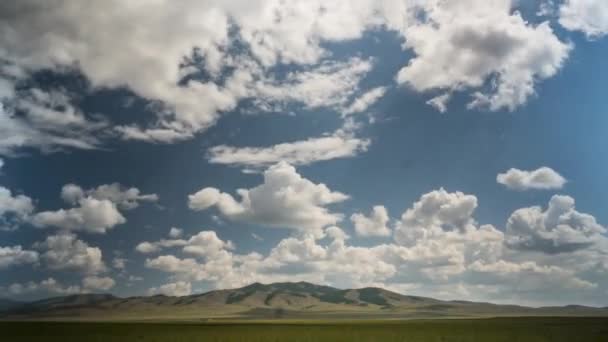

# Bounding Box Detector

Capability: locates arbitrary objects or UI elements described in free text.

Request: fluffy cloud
[148,281,192,297]
[35,233,106,274]
[0,0,581,155]
[32,183,155,233]
[146,188,608,304]
[168,227,183,238]
[31,197,125,234]
[396,0,571,111]
[350,205,391,237]
[559,0,608,38]
[0,186,34,231]
[61,183,158,210]
[505,195,606,254]
[0,245,38,269]
[497,167,566,191]
[82,276,115,291]
[136,239,187,254]
[189,162,348,236]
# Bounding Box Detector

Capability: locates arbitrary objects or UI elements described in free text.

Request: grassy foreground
[2,317,607,341]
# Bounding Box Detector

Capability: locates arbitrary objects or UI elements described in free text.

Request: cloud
[31,197,126,234]
[1,278,81,296]
[396,0,571,111]
[168,227,183,238]
[497,167,566,190]
[254,57,374,112]
[0,186,34,231]
[61,183,158,210]
[32,182,156,233]
[350,205,391,237]
[112,257,126,270]
[343,86,387,115]
[35,233,106,274]
[505,195,607,254]
[82,276,115,291]
[425,93,451,113]
[182,231,234,258]
[0,0,581,155]
[148,281,192,297]
[207,127,369,169]
[0,245,39,269]
[188,162,348,236]
[559,0,608,38]
[136,239,187,254]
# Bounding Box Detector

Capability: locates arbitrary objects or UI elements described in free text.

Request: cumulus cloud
[145,189,608,304]
[148,281,192,297]
[497,167,566,191]
[0,245,38,269]
[168,227,183,238]
[31,197,125,234]
[61,183,158,210]
[32,183,155,233]
[505,195,607,254]
[82,276,115,291]
[397,0,571,111]
[35,233,106,274]
[350,205,391,237]
[188,162,348,236]
[0,186,34,231]
[0,0,582,155]
[559,0,608,38]
[136,239,187,254]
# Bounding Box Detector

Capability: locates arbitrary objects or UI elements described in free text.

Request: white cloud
[136,239,188,254]
[207,129,369,169]
[182,231,234,258]
[505,195,607,254]
[0,186,34,231]
[31,197,125,234]
[35,233,106,274]
[168,227,183,238]
[61,183,158,210]
[148,189,608,305]
[497,167,566,191]
[112,257,127,270]
[148,281,192,297]
[425,93,451,113]
[351,205,391,237]
[255,57,374,112]
[396,0,571,111]
[189,162,348,236]
[343,86,387,115]
[82,276,115,291]
[0,245,39,269]
[32,182,155,233]
[559,0,608,38]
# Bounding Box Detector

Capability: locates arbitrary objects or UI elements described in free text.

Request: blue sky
[1,0,608,306]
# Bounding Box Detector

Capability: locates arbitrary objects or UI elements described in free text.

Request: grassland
[2,317,608,341]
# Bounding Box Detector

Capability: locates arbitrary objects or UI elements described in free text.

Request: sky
[1,0,608,306]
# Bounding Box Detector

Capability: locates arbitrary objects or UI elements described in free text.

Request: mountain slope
[2,282,607,321]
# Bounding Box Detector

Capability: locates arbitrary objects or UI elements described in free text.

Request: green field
[2,317,608,341]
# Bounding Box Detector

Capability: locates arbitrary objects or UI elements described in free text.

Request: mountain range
[2,282,607,321]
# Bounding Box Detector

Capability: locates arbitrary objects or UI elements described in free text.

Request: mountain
[1,282,607,321]
[0,299,24,312]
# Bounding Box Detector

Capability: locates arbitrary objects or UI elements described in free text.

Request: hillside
[2,282,607,321]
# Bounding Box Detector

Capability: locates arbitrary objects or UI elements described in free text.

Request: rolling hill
[2,282,607,321]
